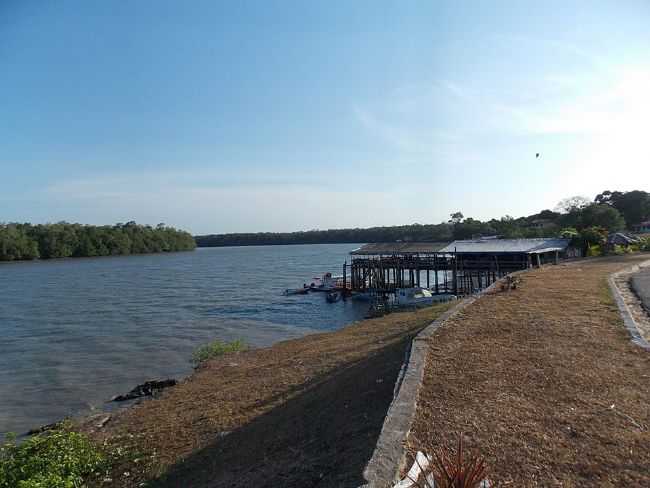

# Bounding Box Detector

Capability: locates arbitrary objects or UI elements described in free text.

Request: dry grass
[409,255,650,487]
[81,302,452,487]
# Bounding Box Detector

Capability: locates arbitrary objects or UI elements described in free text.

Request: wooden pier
[343,239,571,297]
[344,253,514,296]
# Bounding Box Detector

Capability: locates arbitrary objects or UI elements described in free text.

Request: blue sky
[2,1,649,234]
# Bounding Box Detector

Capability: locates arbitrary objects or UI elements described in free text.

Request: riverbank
[408,254,650,486]
[0,244,366,438]
[78,303,452,487]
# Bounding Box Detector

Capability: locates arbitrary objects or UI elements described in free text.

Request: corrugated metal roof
[350,242,449,255]
[607,233,640,245]
[439,238,570,254]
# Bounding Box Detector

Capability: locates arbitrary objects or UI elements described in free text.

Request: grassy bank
[73,302,452,487]
[408,254,650,486]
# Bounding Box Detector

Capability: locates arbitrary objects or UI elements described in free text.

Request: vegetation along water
[0,222,195,261]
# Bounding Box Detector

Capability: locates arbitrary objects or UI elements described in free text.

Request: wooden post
[435,254,439,294]
[453,249,458,295]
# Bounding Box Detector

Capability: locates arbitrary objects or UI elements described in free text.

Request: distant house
[632,221,650,233]
[607,232,640,247]
[529,218,555,230]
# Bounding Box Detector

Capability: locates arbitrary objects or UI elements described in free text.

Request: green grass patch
[191,339,248,366]
[0,425,105,488]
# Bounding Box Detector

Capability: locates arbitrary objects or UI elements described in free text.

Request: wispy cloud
[491,34,606,70]
[513,68,650,136]
[43,170,447,233]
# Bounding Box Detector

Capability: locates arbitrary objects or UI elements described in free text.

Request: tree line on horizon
[195,189,650,248]
[0,222,196,262]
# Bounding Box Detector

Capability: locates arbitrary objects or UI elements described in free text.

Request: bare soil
[408,255,650,487]
[82,303,451,487]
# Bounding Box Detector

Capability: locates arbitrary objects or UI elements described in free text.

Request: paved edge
[609,259,650,351]
[359,271,527,488]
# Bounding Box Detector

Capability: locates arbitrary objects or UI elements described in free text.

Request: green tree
[595,190,650,227]
[580,204,625,231]
[0,222,195,261]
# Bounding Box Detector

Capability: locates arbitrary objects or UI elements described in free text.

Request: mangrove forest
[0,222,196,261]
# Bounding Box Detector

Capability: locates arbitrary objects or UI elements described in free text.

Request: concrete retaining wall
[609,260,650,351]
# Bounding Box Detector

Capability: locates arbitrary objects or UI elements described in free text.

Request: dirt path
[85,303,451,487]
[408,255,650,487]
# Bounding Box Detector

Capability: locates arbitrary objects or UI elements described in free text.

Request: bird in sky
[535,153,540,158]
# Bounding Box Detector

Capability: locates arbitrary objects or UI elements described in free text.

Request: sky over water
[1,1,649,233]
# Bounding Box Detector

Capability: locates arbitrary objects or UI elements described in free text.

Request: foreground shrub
[191,339,248,366]
[640,238,650,252]
[0,427,105,488]
[406,437,488,488]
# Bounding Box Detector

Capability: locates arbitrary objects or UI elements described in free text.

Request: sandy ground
[82,303,451,487]
[408,255,650,487]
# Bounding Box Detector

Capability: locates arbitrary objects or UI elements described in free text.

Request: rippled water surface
[0,244,367,437]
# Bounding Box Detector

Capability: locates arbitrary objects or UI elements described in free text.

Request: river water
[0,244,368,437]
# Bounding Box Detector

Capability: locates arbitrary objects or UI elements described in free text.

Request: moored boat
[309,272,345,291]
[326,291,341,303]
[283,287,309,296]
[394,287,456,307]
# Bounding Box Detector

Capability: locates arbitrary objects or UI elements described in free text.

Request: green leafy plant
[191,339,248,366]
[639,238,650,252]
[559,227,579,240]
[586,244,602,257]
[0,426,105,488]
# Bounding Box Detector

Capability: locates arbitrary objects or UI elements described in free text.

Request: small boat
[326,291,341,303]
[283,287,309,296]
[309,272,345,291]
[395,287,456,307]
[395,287,436,307]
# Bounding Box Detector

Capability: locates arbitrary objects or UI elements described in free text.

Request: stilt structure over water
[344,238,572,297]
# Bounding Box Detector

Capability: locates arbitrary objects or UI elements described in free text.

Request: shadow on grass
[148,338,410,488]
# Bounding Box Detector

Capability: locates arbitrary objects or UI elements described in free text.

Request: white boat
[395,287,456,307]
[309,272,345,291]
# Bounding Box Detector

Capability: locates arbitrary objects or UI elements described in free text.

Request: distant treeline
[194,218,555,247]
[0,222,196,261]
[196,189,650,247]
